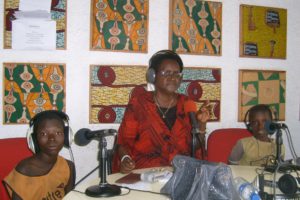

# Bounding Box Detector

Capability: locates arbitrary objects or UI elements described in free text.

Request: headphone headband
[146,49,183,84]
[148,50,183,72]
[243,104,273,133]
[27,110,73,153]
[29,110,69,128]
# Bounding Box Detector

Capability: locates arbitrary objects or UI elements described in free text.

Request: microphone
[75,128,117,146]
[264,121,287,135]
[184,100,199,131]
[184,100,201,158]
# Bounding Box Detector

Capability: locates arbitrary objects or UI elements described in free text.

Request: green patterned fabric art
[239,70,286,121]
[90,0,149,52]
[3,63,66,124]
[170,0,222,55]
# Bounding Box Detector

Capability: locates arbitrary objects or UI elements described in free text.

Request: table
[63,165,293,199]
[64,167,171,200]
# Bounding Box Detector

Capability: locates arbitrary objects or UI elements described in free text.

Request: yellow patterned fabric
[3,156,70,200]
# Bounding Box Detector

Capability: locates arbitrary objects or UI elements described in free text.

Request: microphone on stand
[184,101,199,131]
[75,128,117,146]
[184,100,203,158]
[74,128,121,197]
[264,121,287,135]
[264,121,287,164]
[265,121,300,166]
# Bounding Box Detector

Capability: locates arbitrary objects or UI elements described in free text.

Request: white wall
[1,0,300,182]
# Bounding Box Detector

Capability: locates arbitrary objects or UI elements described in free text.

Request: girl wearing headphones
[113,50,210,173]
[3,110,75,200]
[228,104,285,166]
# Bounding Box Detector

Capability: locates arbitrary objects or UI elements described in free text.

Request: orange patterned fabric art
[3,63,66,124]
[90,0,149,52]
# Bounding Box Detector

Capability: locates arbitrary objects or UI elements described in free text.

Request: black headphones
[146,68,156,84]
[146,50,183,84]
[260,172,300,198]
[244,104,273,133]
[26,110,73,153]
[278,174,300,196]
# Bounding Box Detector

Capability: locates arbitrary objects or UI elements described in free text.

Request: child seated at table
[3,110,75,200]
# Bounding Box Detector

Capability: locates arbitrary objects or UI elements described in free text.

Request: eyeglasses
[158,71,183,79]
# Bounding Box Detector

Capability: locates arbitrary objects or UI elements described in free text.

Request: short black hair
[148,50,183,73]
[248,104,273,122]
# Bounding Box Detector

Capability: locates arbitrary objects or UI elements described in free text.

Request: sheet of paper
[14,10,51,20]
[19,0,52,12]
[12,19,56,50]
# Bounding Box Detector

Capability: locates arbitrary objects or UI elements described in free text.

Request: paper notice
[12,19,56,50]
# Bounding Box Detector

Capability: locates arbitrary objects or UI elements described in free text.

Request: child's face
[249,111,272,140]
[36,118,64,155]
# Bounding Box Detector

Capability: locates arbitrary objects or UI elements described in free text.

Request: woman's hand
[120,157,136,174]
[118,146,136,173]
[196,101,210,133]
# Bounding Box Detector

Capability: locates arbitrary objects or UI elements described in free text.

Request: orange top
[4,156,70,200]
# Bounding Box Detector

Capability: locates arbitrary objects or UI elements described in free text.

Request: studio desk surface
[64,165,262,200]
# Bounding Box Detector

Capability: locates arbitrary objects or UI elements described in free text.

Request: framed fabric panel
[90,65,221,123]
[239,4,287,59]
[238,69,286,121]
[169,0,222,55]
[90,65,147,123]
[180,67,221,121]
[90,0,149,52]
[3,63,66,124]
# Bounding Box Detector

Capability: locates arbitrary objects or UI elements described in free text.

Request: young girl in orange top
[3,110,75,200]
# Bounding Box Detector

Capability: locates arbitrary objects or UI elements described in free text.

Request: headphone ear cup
[244,109,253,133]
[246,123,253,133]
[26,127,36,153]
[64,125,73,147]
[146,68,156,84]
[278,174,298,195]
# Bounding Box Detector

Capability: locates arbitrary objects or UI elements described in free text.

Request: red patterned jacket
[112,89,204,172]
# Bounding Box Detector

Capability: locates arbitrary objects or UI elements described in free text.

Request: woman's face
[154,59,182,94]
[249,111,272,141]
[36,119,65,156]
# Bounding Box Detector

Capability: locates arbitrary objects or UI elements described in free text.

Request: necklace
[154,94,174,119]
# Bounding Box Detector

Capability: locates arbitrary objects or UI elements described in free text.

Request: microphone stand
[275,129,283,164]
[266,128,284,172]
[191,126,198,158]
[85,137,121,197]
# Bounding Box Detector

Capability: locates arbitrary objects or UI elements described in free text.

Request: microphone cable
[73,134,118,186]
[284,127,299,162]
[272,160,282,198]
[72,184,170,197]
[68,146,75,164]
[75,165,99,186]
[121,186,170,196]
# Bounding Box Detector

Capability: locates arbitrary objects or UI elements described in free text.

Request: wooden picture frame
[3,0,67,49]
[238,69,286,121]
[89,65,221,124]
[3,63,66,124]
[90,0,149,52]
[239,4,287,59]
[169,0,222,55]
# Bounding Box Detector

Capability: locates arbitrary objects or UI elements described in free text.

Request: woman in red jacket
[113,50,210,173]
